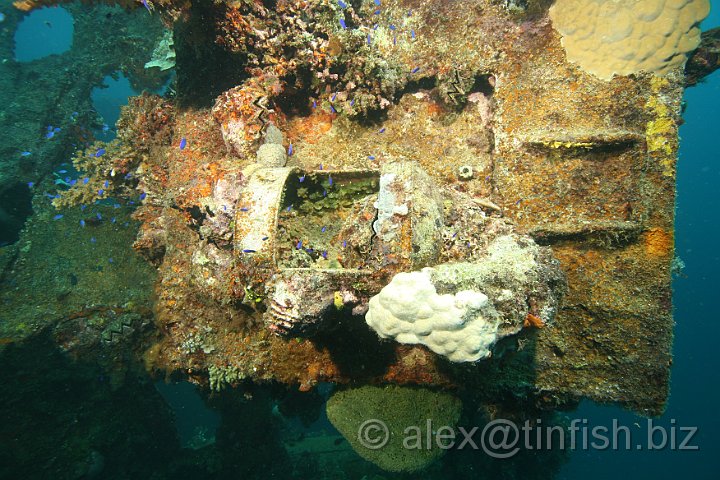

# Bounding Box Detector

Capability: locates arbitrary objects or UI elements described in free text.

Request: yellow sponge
[549,0,711,80]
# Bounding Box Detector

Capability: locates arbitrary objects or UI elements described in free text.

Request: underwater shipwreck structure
[2,0,720,476]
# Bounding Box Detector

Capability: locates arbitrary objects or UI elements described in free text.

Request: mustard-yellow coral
[549,0,711,80]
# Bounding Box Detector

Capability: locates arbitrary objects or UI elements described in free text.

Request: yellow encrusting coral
[549,0,711,80]
[645,76,680,177]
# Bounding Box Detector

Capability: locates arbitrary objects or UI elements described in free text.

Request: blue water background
[13,6,74,62]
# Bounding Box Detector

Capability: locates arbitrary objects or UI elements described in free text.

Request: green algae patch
[326,385,462,472]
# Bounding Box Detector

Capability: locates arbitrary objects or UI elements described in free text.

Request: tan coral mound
[549,0,711,80]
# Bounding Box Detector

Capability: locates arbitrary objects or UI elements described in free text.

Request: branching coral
[52,140,138,208]
[53,93,174,208]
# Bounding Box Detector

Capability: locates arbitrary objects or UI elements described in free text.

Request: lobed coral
[549,0,711,80]
[366,268,500,362]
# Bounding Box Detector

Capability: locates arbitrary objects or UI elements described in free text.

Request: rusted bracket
[686,27,720,87]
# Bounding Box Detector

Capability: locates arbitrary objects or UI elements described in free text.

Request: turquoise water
[1,2,719,479]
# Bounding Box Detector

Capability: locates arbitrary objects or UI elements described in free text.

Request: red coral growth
[212,74,283,155]
[117,92,175,152]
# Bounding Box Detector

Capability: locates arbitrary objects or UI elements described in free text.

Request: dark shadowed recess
[174,0,249,108]
[0,182,33,246]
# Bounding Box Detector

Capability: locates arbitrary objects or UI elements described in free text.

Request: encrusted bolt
[458,165,474,180]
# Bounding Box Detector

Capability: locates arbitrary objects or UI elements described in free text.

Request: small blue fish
[319,164,323,170]
[374,0,380,5]
[338,0,347,8]
[139,193,147,200]
[111,217,116,224]
[287,204,292,212]
[379,127,385,133]
[102,124,110,132]
[322,251,328,259]
[368,155,375,160]
[342,240,347,248]
[330,105,336,114]
[81,205,87,211]
[367,34,372,45]
[21,151,31,157]
[83,177,89,184]
[411,67,420,73]
[108,258,114,263]
[141,0,151,12]
[328,175,333,186]
[180,137,187,150]
[98,189,104,196]
[331,92,337,102]
[299,175,305,182]
[296,240,303,250]
[54,127,61,133]
[262,236,269,241]
[288,143,293,156]
[128,201,135,205]
[96,212,102,220]
[312,100,317,109]
[339,18,347,29]
[321,226,326,233]
[103,180,109,188]
[350,99,355,107]
[411,29,416,39]
[240,207,249,212]
[80,219,86,227]
[124,173,133,179]
[243,249,256,253]
[114,203,120,209]
[374,9,381,15]
[28,182,34,188]
[53,214,63,220]
[389,24,396,30]
[69,179,77,186]
[90,237,96,243]
[323,189,327,197]
[95,148,105,157]
[46,131,55,139]
[58,169,67,174]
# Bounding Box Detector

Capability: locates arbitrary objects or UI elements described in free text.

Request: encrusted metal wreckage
[7,0,720,420]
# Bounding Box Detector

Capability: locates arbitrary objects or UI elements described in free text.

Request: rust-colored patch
[644,228,673,257]
[524,313,545,329]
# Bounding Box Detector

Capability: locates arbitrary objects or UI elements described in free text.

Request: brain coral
[549,0,711,80]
